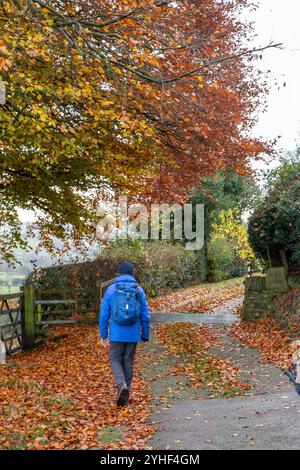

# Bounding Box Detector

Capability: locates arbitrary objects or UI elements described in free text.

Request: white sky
[249,0,300,151]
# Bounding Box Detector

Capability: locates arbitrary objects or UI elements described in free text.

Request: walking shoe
[124,390,130,406]
[116,382,129,407]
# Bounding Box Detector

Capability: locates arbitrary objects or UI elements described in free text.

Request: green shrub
[207,235,247,282]
[248,159,300,266]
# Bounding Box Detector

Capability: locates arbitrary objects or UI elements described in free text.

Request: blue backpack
[112,281,141,326]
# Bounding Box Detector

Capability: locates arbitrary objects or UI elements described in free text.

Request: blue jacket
[99,275,150,343]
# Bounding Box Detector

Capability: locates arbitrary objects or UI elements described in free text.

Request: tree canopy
[0,0,276,261]
[249,150,300,268]
[190,169,259,241]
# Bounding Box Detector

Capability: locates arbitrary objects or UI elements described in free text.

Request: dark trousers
[109,342,137,390]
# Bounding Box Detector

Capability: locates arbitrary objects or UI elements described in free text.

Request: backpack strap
[112,285,118,317]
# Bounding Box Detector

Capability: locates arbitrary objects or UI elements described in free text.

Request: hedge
[30,240,200,297]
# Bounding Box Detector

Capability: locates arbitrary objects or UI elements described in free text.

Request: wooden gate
[0,292,23,355]
[35,287,99,326]
[33,279,115,328]
[0,279,115,353]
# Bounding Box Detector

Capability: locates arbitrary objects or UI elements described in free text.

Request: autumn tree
[190,169,259,240]
[0,0,278,261]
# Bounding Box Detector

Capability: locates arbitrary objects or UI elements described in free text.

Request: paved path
[151,312,239,325]
[151,299,241,326]
[147,298,300,450]
[149,390,299,450]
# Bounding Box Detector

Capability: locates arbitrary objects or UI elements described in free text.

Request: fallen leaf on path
[230,318,295,369]
[0,325,153,450]
[149,279,244,313]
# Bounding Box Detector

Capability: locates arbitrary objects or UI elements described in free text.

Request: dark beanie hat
[118,261,134,276]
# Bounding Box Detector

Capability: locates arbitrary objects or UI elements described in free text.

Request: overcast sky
[249,0,300,151]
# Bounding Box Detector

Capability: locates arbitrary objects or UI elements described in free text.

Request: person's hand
[101,338,109,348]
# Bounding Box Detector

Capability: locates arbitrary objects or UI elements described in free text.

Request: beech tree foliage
[0,0,278,261]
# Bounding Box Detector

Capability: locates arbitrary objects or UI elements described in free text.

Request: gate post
[23,282,35,351]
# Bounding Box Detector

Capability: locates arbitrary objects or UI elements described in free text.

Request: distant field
[0,272,26,295]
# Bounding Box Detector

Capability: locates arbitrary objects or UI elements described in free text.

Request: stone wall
[243,275,274,321]
[243,267,293,322]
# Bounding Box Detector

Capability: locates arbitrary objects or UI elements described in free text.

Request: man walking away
[99,262,150,407]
